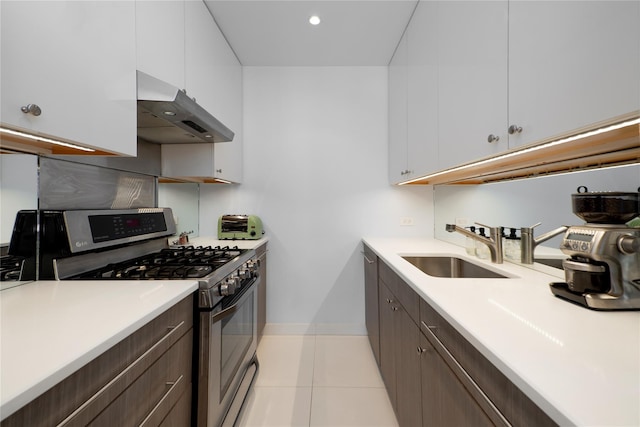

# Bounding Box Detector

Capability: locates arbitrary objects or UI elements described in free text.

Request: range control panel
[89,213,167,243]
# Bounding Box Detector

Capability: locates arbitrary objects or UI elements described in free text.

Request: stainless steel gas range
[5,208,260,427]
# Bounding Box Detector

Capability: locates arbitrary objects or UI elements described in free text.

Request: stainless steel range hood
[136,70,234,144]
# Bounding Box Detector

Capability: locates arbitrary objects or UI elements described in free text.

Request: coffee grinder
[550,187,640,310]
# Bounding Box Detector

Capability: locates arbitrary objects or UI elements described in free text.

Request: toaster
[218,215,264,240]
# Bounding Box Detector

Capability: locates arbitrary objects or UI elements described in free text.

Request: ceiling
[203,0,418,66]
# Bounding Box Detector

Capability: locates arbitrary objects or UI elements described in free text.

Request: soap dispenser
[504,228,521,261]
[476,227,491,260]
[465,226,477,256]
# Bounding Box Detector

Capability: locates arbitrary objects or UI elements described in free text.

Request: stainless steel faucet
[446,222,503,264]
[520,223,568,264]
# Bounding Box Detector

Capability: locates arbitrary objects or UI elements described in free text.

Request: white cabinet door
[1,1,137,156]
[508,1,640,148]
[135,0,185,91]
[388,30,409,184]
[159,0,243,183]
[185,0,243,183]
[161,143,214,179]
[406,0,439,180]
[437,0,508,170]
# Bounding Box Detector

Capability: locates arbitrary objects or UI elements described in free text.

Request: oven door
[198,275,259,427]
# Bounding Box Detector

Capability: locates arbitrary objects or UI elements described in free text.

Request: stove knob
[247,259,260,273]
[219,282,232,296]
[237,267,249,279]
[220,276,239,296]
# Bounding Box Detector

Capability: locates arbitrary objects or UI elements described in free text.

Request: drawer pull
[57,320,185,426]
[139,375,184,427]
[361,251,375,264]
[421,321,438,331]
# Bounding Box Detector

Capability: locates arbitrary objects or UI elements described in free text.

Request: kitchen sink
[402,256,509,279]
[534,258,565,270]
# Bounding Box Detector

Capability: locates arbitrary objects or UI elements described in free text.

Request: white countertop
[0,279,198,421]
[363,237,640,427]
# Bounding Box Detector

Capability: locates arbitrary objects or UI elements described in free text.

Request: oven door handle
[211,277,259,324]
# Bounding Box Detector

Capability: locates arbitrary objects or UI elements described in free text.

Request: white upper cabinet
[406,0,439,180]
[388,0,639,183]
[135,1,186,91]
[1,1,137,156]
[155,0,243,183]
[185,0,243,183]
[388,29,409,184]
[437,1,508,170]
[508,1,640,148]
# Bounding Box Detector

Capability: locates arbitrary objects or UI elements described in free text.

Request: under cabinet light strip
[398,117,640,185]
[0,127,96,152]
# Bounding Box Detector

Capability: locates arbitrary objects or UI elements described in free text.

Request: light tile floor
[237,335,399,427]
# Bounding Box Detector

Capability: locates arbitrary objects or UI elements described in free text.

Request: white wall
[199,66,433,334]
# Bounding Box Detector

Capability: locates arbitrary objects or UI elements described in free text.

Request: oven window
[220,294,254,397]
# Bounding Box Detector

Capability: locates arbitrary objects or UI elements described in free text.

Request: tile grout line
[308,334,317,427]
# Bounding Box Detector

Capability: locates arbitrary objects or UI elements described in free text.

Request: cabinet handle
[391,306,398,311]
[487,134,499,143]
[361,251,375,264]
[508,125,523,135]
[216,169,222,173]
[139,375,184,427]
[21,103,42,116]
[417,346,427,355]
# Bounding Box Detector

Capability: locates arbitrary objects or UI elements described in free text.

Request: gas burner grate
[0,255,24,281]
[72,245,246,281]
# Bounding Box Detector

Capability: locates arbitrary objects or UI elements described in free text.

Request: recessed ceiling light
[309,15,321,25]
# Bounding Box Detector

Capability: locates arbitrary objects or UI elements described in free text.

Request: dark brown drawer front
[379,261,419,325]
[378,260,398,296]
[87,330,193,427]
[2,294,194,427]
[420,299,557,427]
[395,278,419,325]
[420,298,441,331]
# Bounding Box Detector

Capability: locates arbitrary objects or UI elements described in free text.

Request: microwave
[218,215,264,240]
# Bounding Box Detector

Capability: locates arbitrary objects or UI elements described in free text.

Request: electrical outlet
[455,217,470,227]
[400,217,415,226]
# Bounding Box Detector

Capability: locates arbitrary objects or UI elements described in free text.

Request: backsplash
[39,157,156,210]
[434,164,640,250]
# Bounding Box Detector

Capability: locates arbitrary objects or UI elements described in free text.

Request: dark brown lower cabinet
[256,242,268,344]
[379,275,422,426]
[1,294,195,427]
[363,244,380,365]
[396,306,423,427]
[378,281,398,409]
[370,259,559,427]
